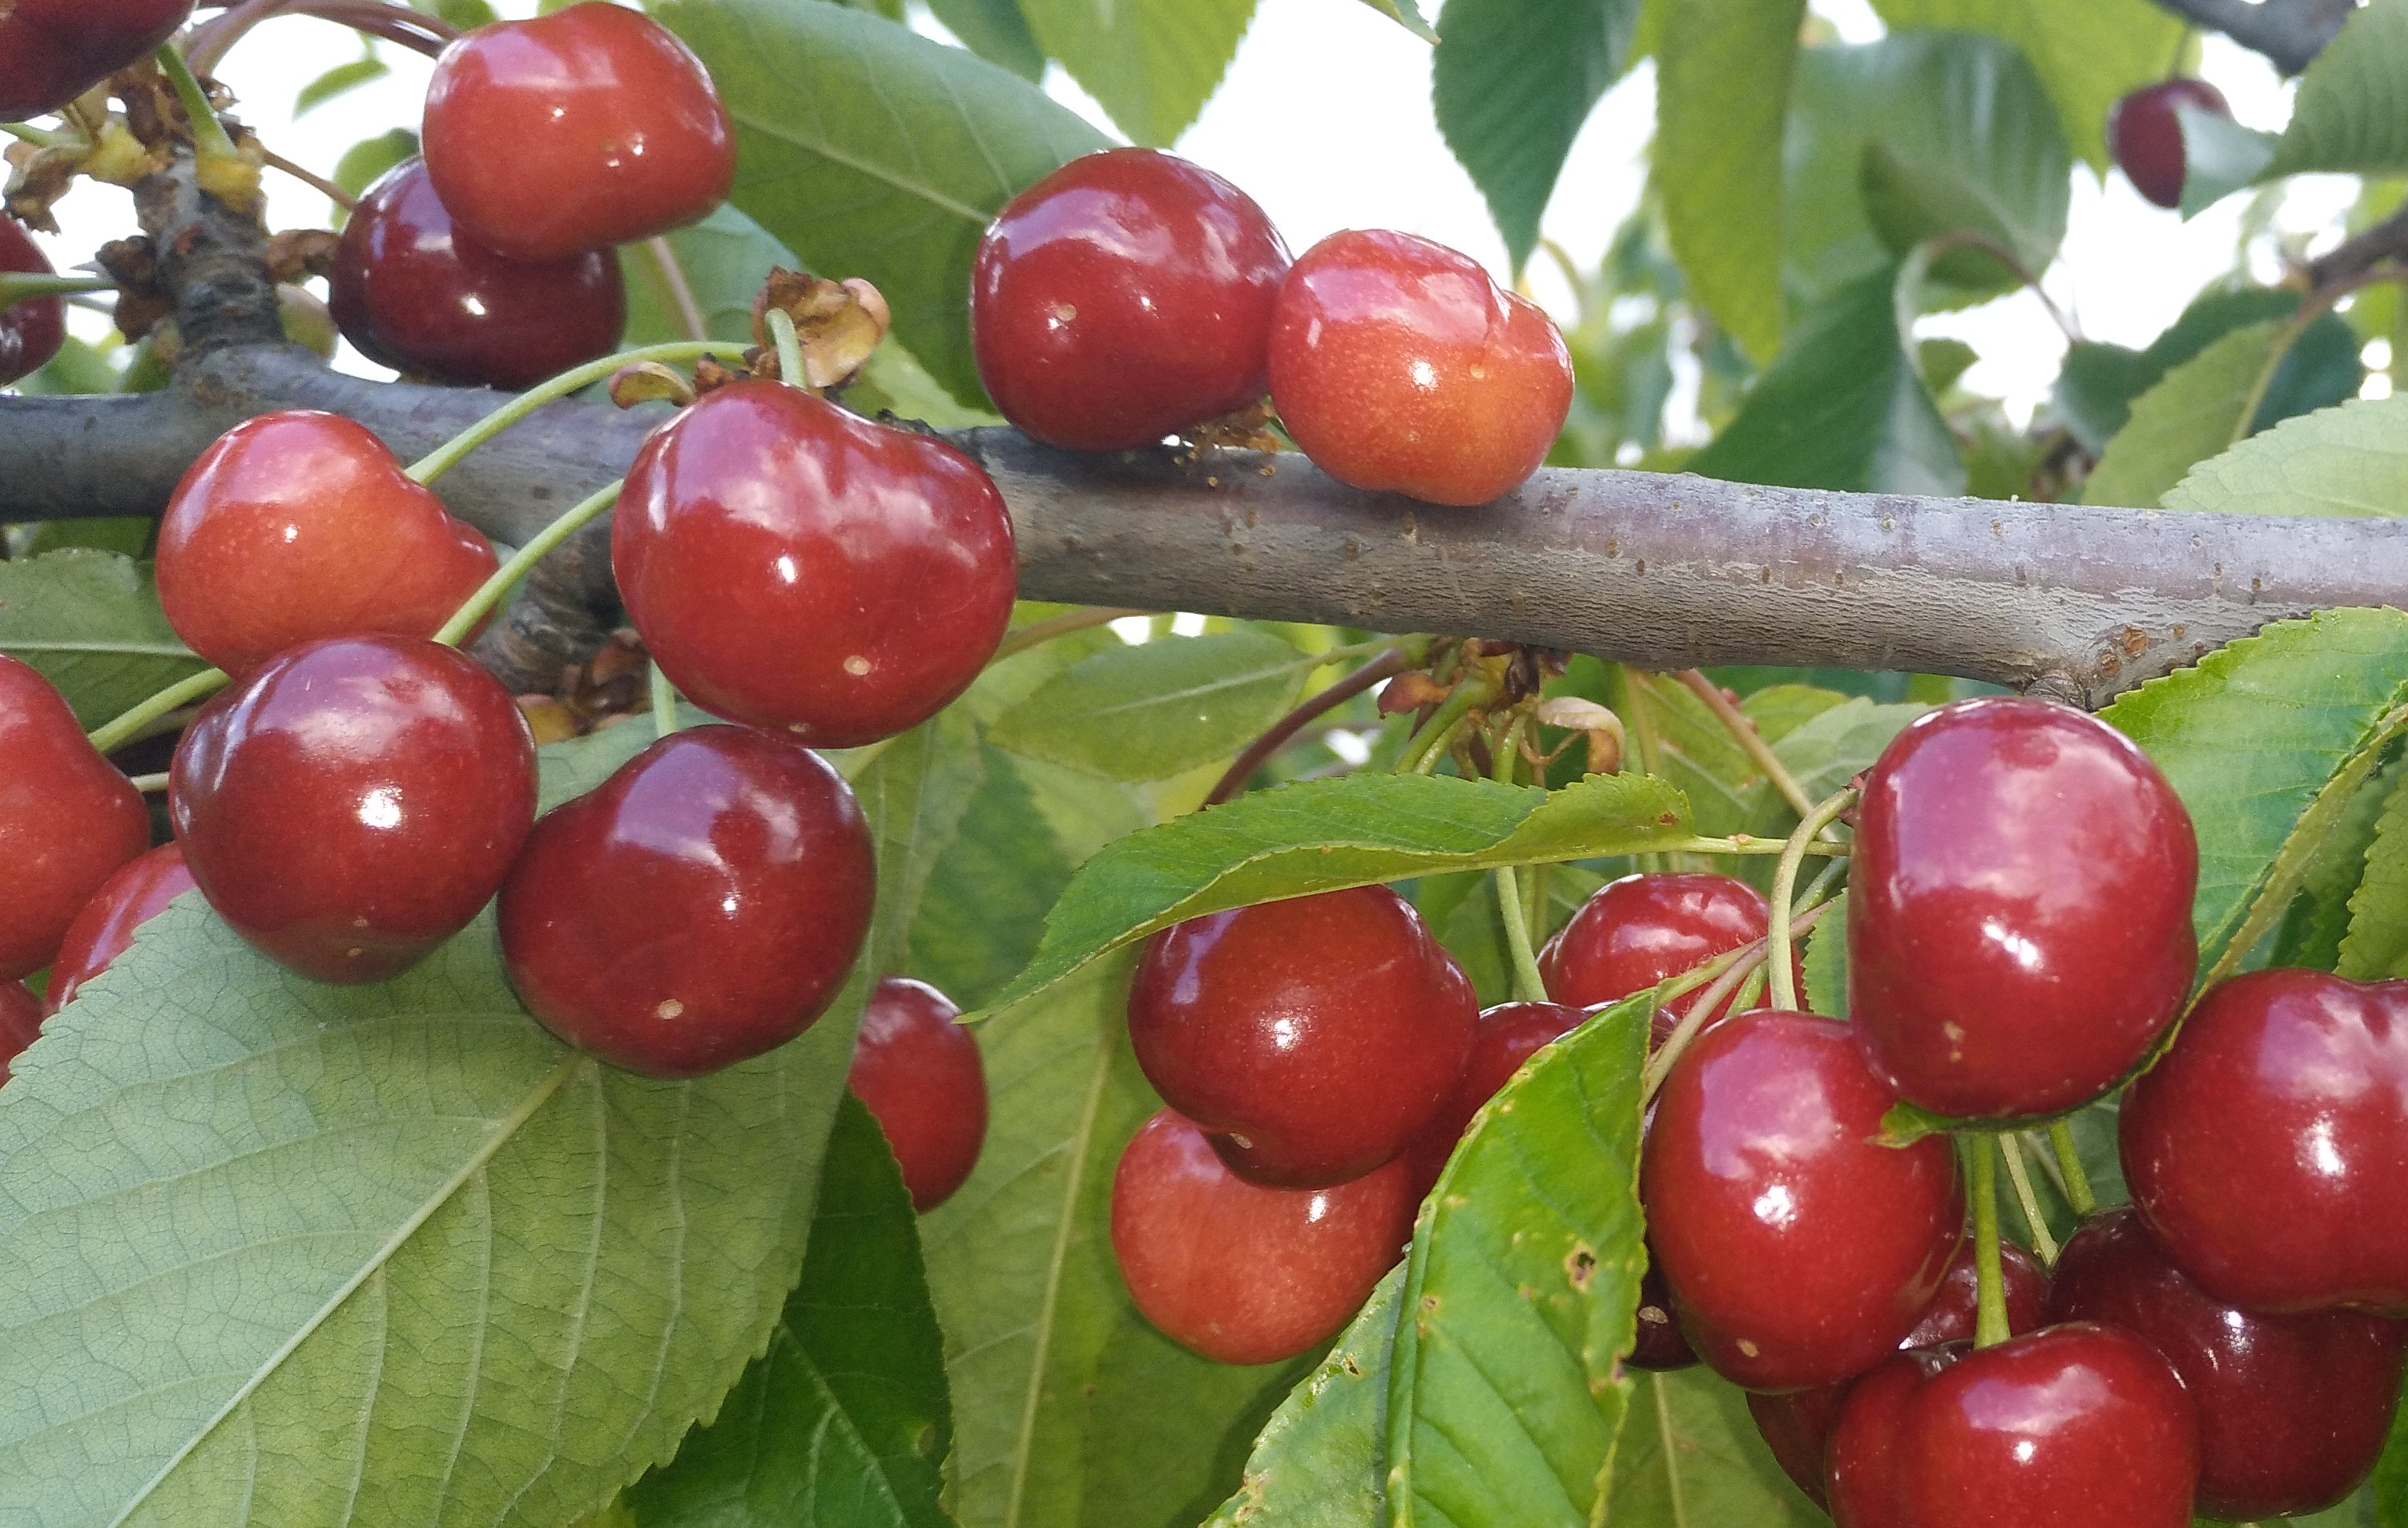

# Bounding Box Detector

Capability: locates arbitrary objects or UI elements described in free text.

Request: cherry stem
[1490,715,1550,1003]
[1971,1136,2010,1349]
[2047,1119,2098,1216]
[1204,646,1415,808]
[1998,1131,2059,1266]
[0,122,73,149]
[258,146,356,212]
[1641,897,1833,1101]
[1673,668,1819,824]
[87,667,230,756]
[766,307,807,392]
[431,478,623,647]
[154,43,243,167]
[988,605,1147,664]
[0,273,115,310]
[127,772,170,795]
[1767,785,1857,1012]
[1399,676,1496,776]
[643,237,711,344]
[405,341,751,486]
[650,661,679,739]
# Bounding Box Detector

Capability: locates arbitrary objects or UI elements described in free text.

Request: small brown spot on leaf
[1566,1244,1597,1291]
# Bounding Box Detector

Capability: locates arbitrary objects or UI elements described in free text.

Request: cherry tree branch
[2309,196,2408,288]
[2143,0,2355,75]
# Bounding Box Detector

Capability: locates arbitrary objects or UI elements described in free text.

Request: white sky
[24,0,2372,433]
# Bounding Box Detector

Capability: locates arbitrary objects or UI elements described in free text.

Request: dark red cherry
[1641,1009,1963,1390]
[1825,1324,2197,1528]
[1749,1382,1850,1509]
[1631,1258,1697,1371]
[45,842,195,1014]
[421,4,735,261]
[0,655,149,982]
[1400,999,1583,1200]
[613,380,1018,748]
[1,216,66,387]
[2110,79,2230,210]
[1850,696,2197,1121]
[0,0,193,122]
[1127,885,1476,1187]
[0,981,42,1085]
[328,158,626,389]
[1539,873,1798,1046]
[2123,968,2408,1312]
[1267,228,1572,507]
[970,147,1290,452]
[1110,1107,1415,1365]
[2048,1204,2406,1519]
[848,976,987,1212]
[171,635,536,985]
[500,724,873,1078]
[157,411,499,677]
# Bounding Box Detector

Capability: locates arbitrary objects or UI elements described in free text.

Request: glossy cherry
[2123,967,2408,1313]
[1632,1259,1698,1371]
[848,976,987,1212]
[1824,1324,2197,1528]
[1127,885,1476,1187]
[1539,873,1798,1046]
[2110,79,2231,210]
[0,655,149,982]
[421,4,735,261]
[157,411,499,676]
[1110,1107,1415,1365]
[0,982,42,1086]
[614,380,1017,748]
[1267,228,1572,507]
[2,216,66,389]
[1399,998,1583,1200]
[328,158,626,389]
[171,635,536,985]
[0,0,194,123]
[971,147,1290,451]
[500,724,873,1078]
[2048,1204,2406,1519]
[44,843,195,1014]
[1641,1009,1963,1391]
[1849,696,2197,1122]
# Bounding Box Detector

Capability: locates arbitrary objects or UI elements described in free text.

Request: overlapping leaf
[987,631,1313,783]
[2342,768,2408,981]
[1599,1369,1826,1525]
[2264,0,2408,179]
[1017,0,1258,147]
[1202,1269,1401,1528]
[0,550,207,727]
[2165,394,2408,518]
[2082,322,2281,509]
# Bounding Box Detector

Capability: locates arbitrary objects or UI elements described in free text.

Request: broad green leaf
[1352,0,1438,42]
[295,54,389,116]
[1688,266,1965,496]
[2100,606,2408,977]
[410,0,498,28]
[1017,0,1258,147]
[1598,1367,1825,1525]
[908,745,1078,1010]
[1867,0,2187,171]
[1861,142,2034,300]
[1654,0,1803,361]
[2082,321,2281,509]
[981,771,1697,1017]
[1385,996,1649,1526]
[924,0,1047,79]
[650,0,1111,407]
[2176,104,2281,215]
[1802,890,1849,1018]
[2165,394,2408,518]
[2341,767,2408,980]
[853,708,988,971]
[1432,0,1645,272]
[987,631,1309,782]
[2264,0,2408,179]
[2272,759,2394,973]
[1202,1268,1402,1528]
[626,1095,950,1528]
[2055,286,2348,457]
[1079,1310,1313,1528]
[0,549,207,728]
[1749,699,1927,843]
[331,128,418,213]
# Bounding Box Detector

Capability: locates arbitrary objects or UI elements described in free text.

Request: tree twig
[2307,196,2408,290]
[2142,0,2354,75]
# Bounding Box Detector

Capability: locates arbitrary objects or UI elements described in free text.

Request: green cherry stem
[405,341,751,486]
[87,666,229,756]
[1971,1135,2009,1349]
[430,478,624,647]
[1641,896,1832,1102]
[127,771,170,795]
[1997,1131,2060,1266]
[1672,669,1819,824]
[766,306,807,392]
[1491,716,1549,1004]
[155,43,243,166]
[650,660,680,739]
[1400,675,1495,776]
[0,272,115,310]
[2047,1119,2099,1216]
[1766,785,1857,1012]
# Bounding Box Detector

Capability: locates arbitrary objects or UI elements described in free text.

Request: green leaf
[650,0,1111,408]
[924,0,1047,79]
[331,128,419,212]
[981,771,1697,1018]
[2341,768,2408,981]
[1599,1367,1826,1524]
[1017,0,1258,147]
[854,709,989,972]
[1202,1268,1401,1528]
[1802,890,1850,1018]
[1688,265,1965,496]
[2272,758,2394,972]
[294,54,389,116]
[2264,0,2408,179]
[2099,606,2408,978]
[626,1095,950,1527]
[1432,0,1645,272]
[908,745,1077,1010]
[2166,394,2408,518]
[1352,0,1438,42]
[2055,286,2309,456]
[1654,0,1804,361]
[1385,996,1649,1525]
[987,631,1309,783]
[0,549,207,728]
[2176,104,2281,214]
[410,0,498,27]
[2082,321,2281,509]
[1861,141,2040,298]
[1866,0,2188,172]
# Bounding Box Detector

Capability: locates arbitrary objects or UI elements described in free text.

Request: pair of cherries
[971,147,1573,507]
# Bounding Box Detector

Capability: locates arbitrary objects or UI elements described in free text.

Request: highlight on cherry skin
[848,976,989,1213]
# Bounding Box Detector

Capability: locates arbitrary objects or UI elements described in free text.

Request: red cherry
[1266,229,1572,507]
[1631,1258,1698,1371]
[156,411,500,677]
[2048,1204,2406,1519]
[170,636,536,985]
[1109,1108,1415,1365]
[1850,696,2197,1122]
[44,843,195,1015]
[2110,79,2230,210]
[0,981,42,1085]
[328,158,626,389]
[1,216,66,388]
[1399,999,1583,1200]
[1641,1009,1964,1390]
[1749,1382,1850,1509]
[613,380,1018,748]
[0,655,149,982]
[0,0,193,122]
[420,4,735,261]
[848,976,987,1212]
[2123,968,2408,1312]
[1127,885,1476,1187]
[1539,873,1798,1046]
[970,147,1290,452]
[1825,1325,2197,1528]
[499,724,873,1078]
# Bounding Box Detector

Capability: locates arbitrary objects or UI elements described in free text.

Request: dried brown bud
[1378,671,1452,715]
[751,266,892,389]
[608,361,699,409]
[1535,696,1625,776]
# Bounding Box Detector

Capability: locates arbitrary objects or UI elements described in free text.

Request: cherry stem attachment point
[1971,1135,2009,1349]
[1767,785,1856,1012]
[650,660,679,740]
[154,43,243,167]
[2047,1119,2099,1217]
[431,478,623,647]
[1205,645,1415,808]
[1997,1131,2059,1266]
[766,306,807,393]
[405,341,751,486]
[87,666,229,756]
